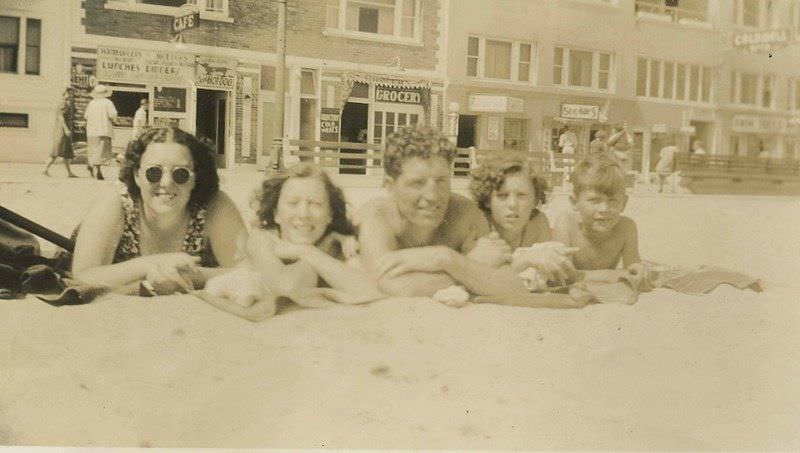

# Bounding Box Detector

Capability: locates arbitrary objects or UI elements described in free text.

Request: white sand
[1,164,799,449]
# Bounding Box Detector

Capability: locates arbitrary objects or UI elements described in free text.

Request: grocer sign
[375,86,421,104]
[733,29,788,53]
[172,3,200,34]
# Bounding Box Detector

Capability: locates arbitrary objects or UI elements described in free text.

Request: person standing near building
[84,84,117,180]
[43,86,78,178]
[123,98,149,161]
[608,122,633,170]
[655,139,678,193]
[691,140,706,155]
[558,124,577,154]
[589,130,609,156]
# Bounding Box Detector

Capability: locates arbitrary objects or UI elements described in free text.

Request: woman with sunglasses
[72,127,246,295]
[201,163,382,320]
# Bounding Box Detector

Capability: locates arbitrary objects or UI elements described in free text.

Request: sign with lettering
[733,29,789,53]
[195,55,236,90]
[560,103,599,120]
[97,46,194,85]
[320,108,341,138]
[153,87,187,113]
[468,95,521,113]
[375,86,422,104]
[172,4,200,34]
[732,115,786,133]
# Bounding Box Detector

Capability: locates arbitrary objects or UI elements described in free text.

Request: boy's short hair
[571,155,626,197]
[383,124,456,178]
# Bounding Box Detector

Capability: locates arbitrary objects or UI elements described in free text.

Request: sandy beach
[1,164,799,449]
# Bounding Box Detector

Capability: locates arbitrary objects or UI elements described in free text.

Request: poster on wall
[320,108,341,141]
[487,116,500,141]
[153,87,187,113]
[195,55,236,90]
[96,46,194,86]
[70,57,97,143]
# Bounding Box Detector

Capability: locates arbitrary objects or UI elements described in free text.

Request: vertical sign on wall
[242,77,252,157]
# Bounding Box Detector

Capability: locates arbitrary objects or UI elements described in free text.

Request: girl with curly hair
[72,127,246,295]
[202,162,382,320]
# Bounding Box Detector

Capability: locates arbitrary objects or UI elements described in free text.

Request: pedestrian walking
[558,124,577,154]
[43,86,78,178]
[608,122,633,170]
[83,84,117,180]
[655,140,678,193]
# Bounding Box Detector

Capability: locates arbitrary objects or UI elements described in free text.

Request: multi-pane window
[0,16,40,76]
[553,46,613,91]
[730,71,774,108]
[634,0,709,23]
[636,57,712,103]
[109,0,229,14]
[326,0,419,40]
[733,0,775,28]
[466,36,534,83]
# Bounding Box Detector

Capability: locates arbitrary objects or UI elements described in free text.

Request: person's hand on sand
[271,237,315,262]
[511,242,578,286]
[467,231,511,267]
[144,253,200,294]
[626,262,650,288]
[317,232,359,259]
[377,246,450,279]
[200,268,278,321]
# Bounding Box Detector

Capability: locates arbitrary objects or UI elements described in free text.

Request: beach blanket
[472,261,763,309]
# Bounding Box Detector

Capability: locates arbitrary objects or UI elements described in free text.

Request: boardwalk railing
[675,153,800,181]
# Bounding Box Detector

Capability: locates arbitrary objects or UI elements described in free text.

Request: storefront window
[554,46,613,91]
[503,118,527,151]
[0,16,19,74]
[467,36,535,83]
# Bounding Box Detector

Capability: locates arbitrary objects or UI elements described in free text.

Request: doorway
[196,89,228,168]
[339,102,369,175]
[455,115,477,176]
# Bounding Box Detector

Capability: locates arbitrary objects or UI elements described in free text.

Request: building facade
[62,0,444,171]
[442,0,800,175]
[0,0,72,163]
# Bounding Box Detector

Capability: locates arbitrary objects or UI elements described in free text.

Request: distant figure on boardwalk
[608,122,633,170]
[691,140,706,155]
[43,86,78,178]
[655,140,678,193]
[83,84,117,180]
[124,98,149,160]
[589,130,609,156]
[558,124,577,154]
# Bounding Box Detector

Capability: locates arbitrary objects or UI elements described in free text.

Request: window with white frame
[326,0,420,41]
[636,57,712,103]
[0,15,41,75]
[730,71,774,108]
[790,78,800,111]
[553,46,613,91]
[733,0,775,28]
[106,0,229,16]
[466,36,533,82]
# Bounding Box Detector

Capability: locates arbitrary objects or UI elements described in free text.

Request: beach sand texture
[1,164,799,449]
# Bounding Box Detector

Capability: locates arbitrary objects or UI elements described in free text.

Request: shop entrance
[196,89,228,168]
[339,102,369,175]
[455,115,478,176]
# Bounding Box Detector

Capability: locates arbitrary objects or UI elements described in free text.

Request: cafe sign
[560,103,599,120]
[375,85,422,104]
[732,115,786,133]
[172,3,200,34]
[97,46,194,85]
[195,55,236,90]
[733,29,789,53]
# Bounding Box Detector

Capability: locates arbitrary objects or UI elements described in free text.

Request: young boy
[553,156,642,274]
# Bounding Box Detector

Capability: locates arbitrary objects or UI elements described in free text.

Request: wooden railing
[675,153,800,180]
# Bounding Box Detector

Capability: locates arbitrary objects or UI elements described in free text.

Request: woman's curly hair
[384,124,457,178]
[118,127,219,206]
[253,162,355,236]
[469,153,549,216]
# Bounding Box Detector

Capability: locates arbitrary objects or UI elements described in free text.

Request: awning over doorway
[338,71,432,112]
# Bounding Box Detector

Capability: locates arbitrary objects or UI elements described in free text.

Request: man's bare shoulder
[445,193,484,223]
[354,196,395,224]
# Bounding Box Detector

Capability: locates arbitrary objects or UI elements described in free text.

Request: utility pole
[271,0,287,171]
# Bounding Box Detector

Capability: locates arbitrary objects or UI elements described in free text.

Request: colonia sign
[375,86,421,104]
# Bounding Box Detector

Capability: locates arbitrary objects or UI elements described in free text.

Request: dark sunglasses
[142,165,194,185]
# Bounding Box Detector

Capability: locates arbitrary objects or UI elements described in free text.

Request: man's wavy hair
[383,124,457,178]
[254,162,355,236]
[571,154,627,197]
[118,127,219,206]
[469,153,549,217]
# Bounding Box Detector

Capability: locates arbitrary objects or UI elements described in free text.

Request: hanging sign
[97,46,194,85]
[468,95,523,113]
[731,115,786,133]
[320,108,341,139]
[195,55,236,90]
[560,103,600,120]
[172,3,200,34]
[375,85,422,104]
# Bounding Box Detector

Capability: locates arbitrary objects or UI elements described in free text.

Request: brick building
[442,0,800,176]
[66,0,444,170]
